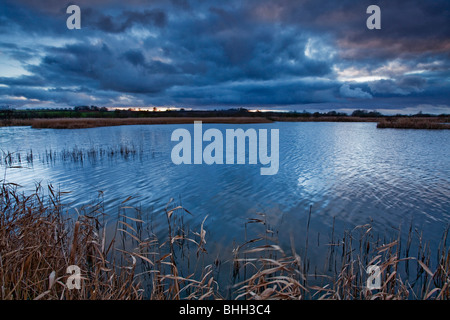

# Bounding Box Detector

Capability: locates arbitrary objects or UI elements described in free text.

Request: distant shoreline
[0,108,449,129]
[0,117,273,129]
[1,116,450,129]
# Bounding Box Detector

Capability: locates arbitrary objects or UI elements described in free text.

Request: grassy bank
[377,117,450,129]
[2,116,450,130]
[1,183,449,300]
[2,117,273,129]
[271,116,379,123]
[0,116,376,129]
[1,144,143,167]
[1,108,449,129]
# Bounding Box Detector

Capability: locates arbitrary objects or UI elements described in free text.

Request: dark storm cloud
[251,0,450,60]
[167,78,338,106]
[0,0,449,113]
[369,76,426,96]
[83,9,167,33]
[123,49,146,67]
[24,42,182,94]
[0,42,39,62]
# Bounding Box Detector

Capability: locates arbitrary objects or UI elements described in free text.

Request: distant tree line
[73,105,108,112]
[350,110,383,117]
[1,105,448,122]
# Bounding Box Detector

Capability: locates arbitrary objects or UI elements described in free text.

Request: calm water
[1,122,449,265]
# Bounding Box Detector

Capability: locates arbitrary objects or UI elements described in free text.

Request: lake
[1,122,449,292]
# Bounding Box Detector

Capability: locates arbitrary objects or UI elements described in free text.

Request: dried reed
[1,183,448,300]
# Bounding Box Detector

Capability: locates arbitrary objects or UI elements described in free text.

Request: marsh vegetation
[1,183,448,300]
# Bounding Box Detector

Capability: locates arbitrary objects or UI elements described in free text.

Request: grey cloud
[0,0,449,113]
[83,9,167,33]
[123,49,146,67]
[340,84,372,99]
[369,76,426,96]
[167,78,339,106]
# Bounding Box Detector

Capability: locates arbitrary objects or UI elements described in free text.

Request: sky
[0,0,449,114]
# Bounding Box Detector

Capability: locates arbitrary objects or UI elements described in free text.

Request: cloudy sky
[0,0,449,114]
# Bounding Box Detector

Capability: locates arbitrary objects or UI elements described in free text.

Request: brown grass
[0,183,220,300]
[377,117,450,129]
[232,218,450,300]
[271,116,380,123]
[2,117,273,129]
[3,116,450,130]
[0,183,145,299]
[1,183,449,300]
[1,145,142,167]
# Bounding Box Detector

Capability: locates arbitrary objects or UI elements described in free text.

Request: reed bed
[231,219,450,300]
[0,183,219,300]
[3,116,450,130]
[270,116,379,123]
[0,184,141,299]
[377,117,450,129]
[0,183,448,300]
[0,145,143,167]
[2,117,272,129]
